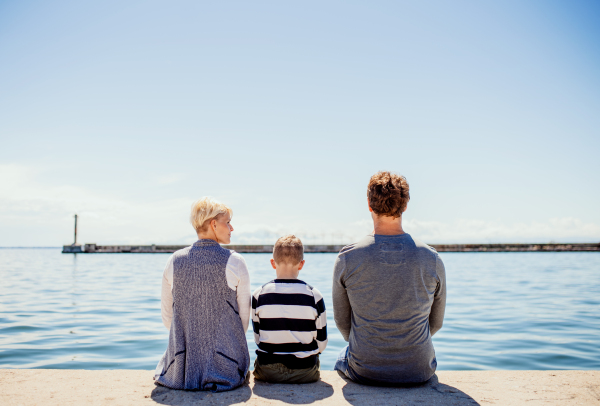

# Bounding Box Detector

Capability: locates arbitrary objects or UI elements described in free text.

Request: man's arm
[161,255,175,329]
[429,254,446,336]
[332,254,352,341]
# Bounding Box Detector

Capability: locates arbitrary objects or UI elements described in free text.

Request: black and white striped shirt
[252,279,327,368]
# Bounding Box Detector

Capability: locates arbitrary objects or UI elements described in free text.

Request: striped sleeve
[312,287,328,353]
[251,286,262,345]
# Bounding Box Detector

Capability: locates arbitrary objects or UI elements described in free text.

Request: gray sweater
[332,233,446,384]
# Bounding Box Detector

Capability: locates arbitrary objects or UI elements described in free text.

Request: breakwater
[62,243,346,253]
[62,242,600,253]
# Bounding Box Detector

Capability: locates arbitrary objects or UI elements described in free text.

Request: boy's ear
[270,259,277,270]
[297,260,305,270]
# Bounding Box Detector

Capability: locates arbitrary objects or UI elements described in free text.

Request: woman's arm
[225,252,251,332]
[161,255,175,329]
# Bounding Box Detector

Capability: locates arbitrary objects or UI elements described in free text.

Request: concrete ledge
[1,369,598,405]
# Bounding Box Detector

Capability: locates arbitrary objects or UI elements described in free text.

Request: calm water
[1,248,599,370]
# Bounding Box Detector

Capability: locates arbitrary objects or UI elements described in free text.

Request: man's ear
[367,199,373,212]
[270,259,277,269]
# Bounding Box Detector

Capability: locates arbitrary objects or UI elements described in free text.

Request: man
[333,171,446,385]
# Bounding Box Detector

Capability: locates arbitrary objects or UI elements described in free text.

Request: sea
[1,248,599,371]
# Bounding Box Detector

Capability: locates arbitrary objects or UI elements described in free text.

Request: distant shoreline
[0,247,60,249]
[59,242,600,253]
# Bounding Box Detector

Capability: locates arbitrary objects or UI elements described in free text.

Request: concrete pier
[73,243,346,254]
[62,242,600,254]
[1,369,598,405]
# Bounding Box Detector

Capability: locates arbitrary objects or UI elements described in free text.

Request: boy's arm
[429,254,446,336]
[161,255,175,329]
[332,254,351,341]
[313,287,328,353]
[251,287,262,345]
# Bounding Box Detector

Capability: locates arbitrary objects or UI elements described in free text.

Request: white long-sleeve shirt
[161,251,251,332]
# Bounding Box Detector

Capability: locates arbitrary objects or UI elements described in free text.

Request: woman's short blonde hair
[190,197,232,233]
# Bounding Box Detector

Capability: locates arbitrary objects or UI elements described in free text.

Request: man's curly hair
[367,171,410,218]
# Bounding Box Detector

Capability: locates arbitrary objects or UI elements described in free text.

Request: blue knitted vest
[155,240,250,391]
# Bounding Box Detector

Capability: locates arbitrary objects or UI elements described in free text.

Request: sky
[1,0,599,246]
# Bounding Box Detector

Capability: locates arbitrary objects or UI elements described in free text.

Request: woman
[154,197,251,391]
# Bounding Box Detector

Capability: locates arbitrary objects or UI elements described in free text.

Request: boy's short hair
[190,197,232,233]
[273,235,304,265]
[367,171,410,218]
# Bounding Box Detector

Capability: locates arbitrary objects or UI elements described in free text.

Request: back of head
[273,235,304,265]
[367,171,410,218]
[190,197,232,233]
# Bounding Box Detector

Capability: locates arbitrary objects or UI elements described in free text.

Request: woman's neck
[196,232,217,242]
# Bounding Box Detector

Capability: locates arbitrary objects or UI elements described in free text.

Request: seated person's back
[252,235,327,384]
[333,171,446,385]
[155,197,251,392]
[334,234,445,383]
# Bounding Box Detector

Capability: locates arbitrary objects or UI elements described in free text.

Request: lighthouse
[62,214,83,253]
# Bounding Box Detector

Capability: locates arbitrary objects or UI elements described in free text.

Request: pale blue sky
[1,0,599,246]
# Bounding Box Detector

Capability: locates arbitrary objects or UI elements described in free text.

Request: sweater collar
[193,239,220,247]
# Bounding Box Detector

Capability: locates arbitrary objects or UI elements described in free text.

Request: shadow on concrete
[150,383,252,405]
[252,379,335,404]
[340,373,480,405]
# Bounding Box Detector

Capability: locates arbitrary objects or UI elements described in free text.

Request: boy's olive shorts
[252,358,320,384]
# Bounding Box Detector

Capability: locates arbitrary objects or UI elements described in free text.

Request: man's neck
[372,213,405,236]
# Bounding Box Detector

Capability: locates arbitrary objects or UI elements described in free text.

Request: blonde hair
[273,235,304,265]
[190,197,232,233]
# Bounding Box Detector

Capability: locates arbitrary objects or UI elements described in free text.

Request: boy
[251,235,327,383]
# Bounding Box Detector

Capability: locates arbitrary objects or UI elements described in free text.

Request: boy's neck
[276,269,299,279]
[272,259,304,279]
[275,263,300,279]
